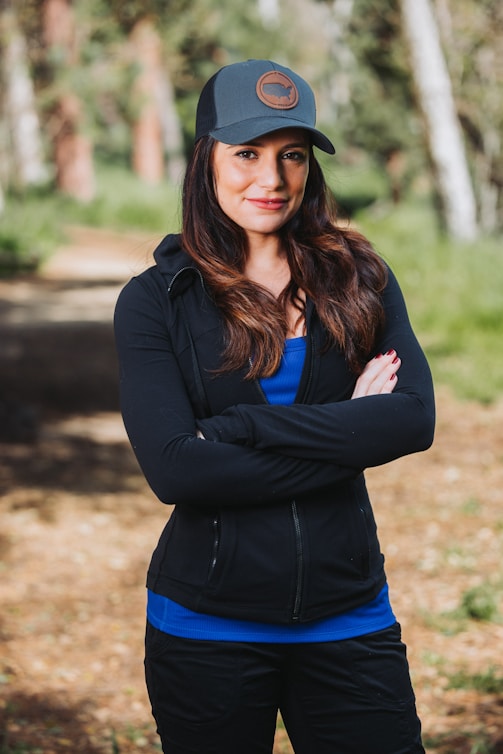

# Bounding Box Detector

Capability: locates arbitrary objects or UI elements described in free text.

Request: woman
[114,59,435,754]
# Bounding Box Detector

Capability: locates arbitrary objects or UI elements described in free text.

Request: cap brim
[209,117,335,154]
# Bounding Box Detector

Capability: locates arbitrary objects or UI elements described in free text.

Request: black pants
[145,621,425,754]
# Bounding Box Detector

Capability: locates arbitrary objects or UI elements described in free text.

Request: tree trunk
[315,0,355,126]
[434,0,500,233]
[129,18,165,185]
[156,69,186,184]
[53,93,95,202]
[0,5,47,188]
[328,0,355,111]
[400,0,478,241]
[42,0,95,202]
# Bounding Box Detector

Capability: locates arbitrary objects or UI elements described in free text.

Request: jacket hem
[146,571,387,625]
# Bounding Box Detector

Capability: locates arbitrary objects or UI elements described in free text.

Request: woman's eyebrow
[231,140,309,149]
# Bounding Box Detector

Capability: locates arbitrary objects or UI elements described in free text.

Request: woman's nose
[257,157,284,189]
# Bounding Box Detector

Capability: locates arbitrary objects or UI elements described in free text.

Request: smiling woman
[114,59,434,754]
[212,130,310,256]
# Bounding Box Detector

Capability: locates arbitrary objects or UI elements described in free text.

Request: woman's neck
[244,239,306,338]
[244,238,290,298]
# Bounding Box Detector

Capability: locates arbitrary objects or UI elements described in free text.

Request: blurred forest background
[1,0,502,401]
[1,2,503,754]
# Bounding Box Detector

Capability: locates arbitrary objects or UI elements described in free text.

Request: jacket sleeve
[114,277,360,508]
[197,267,435,468]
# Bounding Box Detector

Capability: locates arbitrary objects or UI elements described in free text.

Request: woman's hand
[351,350,401,399]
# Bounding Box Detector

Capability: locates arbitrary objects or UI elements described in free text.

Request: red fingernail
[375,353,382,359]
[386,349,395,356]
[390,373,397,381]
[392,356,399,364]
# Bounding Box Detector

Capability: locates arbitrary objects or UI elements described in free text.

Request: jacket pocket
[149,506,220,590]
[202,505,296,614]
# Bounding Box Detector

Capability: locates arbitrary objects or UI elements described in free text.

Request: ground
[1,227,502,753]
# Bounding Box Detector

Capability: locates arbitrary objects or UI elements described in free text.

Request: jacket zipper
[290,331,313,621]
[251,332,314,621]
[208,514,220,580]
[291,500,304,621]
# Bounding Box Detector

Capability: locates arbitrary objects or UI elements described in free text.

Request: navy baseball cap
[195,59,335,154]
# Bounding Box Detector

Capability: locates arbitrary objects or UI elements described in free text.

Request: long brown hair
[181,135,387,378]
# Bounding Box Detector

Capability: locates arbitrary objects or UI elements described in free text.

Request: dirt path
[1,227,503,753]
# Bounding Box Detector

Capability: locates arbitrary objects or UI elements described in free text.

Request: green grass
[421,580,501,636]
[459,583,500,622]
[447,666,503,695]
[423,730,500,754]
[0,738,42,754]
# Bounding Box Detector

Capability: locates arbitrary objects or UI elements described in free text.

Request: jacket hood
[153,234,202,297]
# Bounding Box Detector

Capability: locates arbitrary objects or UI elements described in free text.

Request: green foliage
[447,666,503,695]
[355,200,503,403]
[326,157,391,214]
[459,584,499,622]
[347,0,420,159]
[0,192,64,275]
[65,162,181,232]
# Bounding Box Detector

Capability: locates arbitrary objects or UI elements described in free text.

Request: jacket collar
[153,234,204,297]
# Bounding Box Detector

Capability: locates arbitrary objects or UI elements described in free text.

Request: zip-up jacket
[114,234,435,624]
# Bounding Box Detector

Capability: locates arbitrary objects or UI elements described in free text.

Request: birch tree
[257,0,279,26]
[323,0,355,115]
[156,68,186,184]
[434,0,502,232]
[400,0,478,241]
[0,2,46,190]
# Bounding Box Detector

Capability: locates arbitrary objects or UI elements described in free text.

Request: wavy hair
[181,135,387,378]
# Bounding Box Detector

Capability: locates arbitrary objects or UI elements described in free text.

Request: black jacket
[114,234,435,624]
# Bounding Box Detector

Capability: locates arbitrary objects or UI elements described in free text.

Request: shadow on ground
[0,690,162,754]
[0,691,107,753]
[1,318,119,416]
[0,431,140,500]
[1,273,124,448]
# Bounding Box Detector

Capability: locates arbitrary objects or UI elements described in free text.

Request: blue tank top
[148,336,395,641]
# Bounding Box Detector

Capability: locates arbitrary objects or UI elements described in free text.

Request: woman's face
[211,128,310,245]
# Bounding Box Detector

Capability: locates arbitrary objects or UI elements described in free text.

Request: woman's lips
[246,198,288,210]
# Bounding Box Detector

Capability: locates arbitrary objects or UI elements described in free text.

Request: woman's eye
[236,150,256,159]
[283,151,306,162]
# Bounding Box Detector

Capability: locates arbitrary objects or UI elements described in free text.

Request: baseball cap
[195,59,335,154]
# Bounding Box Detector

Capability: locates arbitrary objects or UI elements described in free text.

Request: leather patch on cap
[256,71,299,110]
